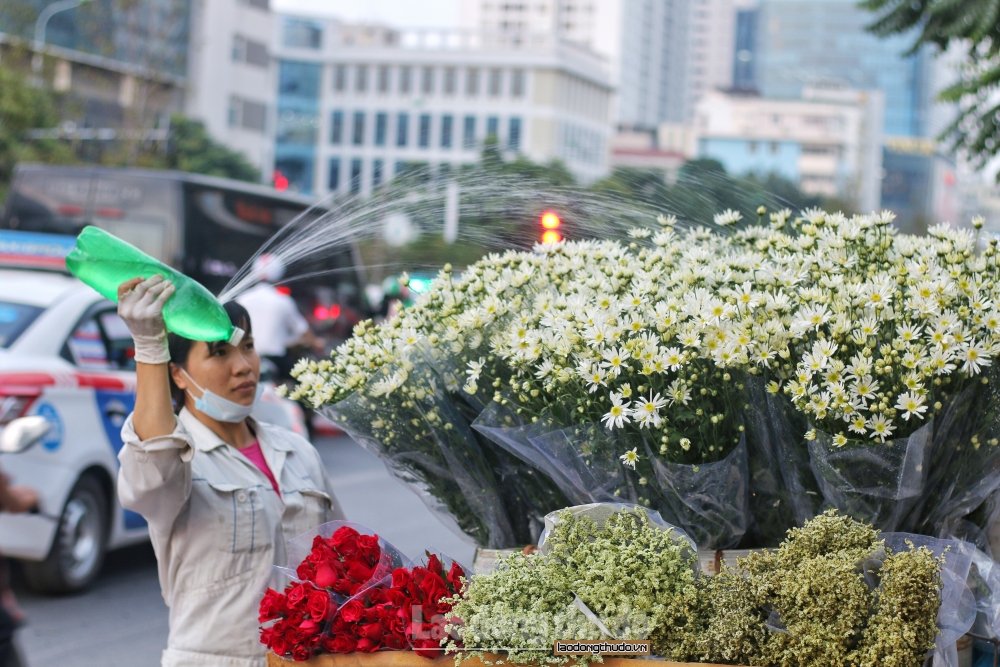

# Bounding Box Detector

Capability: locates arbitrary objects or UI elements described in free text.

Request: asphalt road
[12,435,477,667]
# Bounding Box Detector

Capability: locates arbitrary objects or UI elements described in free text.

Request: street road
[13,435,477,667]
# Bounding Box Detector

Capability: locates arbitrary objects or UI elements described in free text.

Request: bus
[0,164,368,343]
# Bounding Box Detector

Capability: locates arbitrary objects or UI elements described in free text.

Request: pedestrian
[115,275,345,667]
[236,255,324,381]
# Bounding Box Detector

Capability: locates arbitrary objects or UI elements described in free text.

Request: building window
[232,35,269,67]
[374,112,387,146]
[443,67,456,94]
[355,65,368,92]
[419,114,431,148]
[350,158,363,193]
[511,69,525,97]
[466,68,479,96]
[396,112,409,147]
[463,116,476,149]
[352,111,365,145]
[399,67,412,94]
[378,66,391,92]
[283,17,322,49]
[486,116,499,140]
[228,96,267,132]
[441,115,453,149]
[334,65,347,92]
[488,69,502,96]
[329,158,340,191]
[238,0,269,9]
[331,110,343,144]
[421,67,435,95]
[372,159,384,188]
[508,117,521,150]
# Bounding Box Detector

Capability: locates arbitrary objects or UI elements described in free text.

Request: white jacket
[118,408,346,667]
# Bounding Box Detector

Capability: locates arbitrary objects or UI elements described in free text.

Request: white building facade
[693,88,885,211]
[185,0,277,176]
[457,0,734,127]
[271,18,614,196]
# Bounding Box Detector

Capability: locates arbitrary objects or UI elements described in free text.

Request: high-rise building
[457,0,733,127]
[271,19,614,195]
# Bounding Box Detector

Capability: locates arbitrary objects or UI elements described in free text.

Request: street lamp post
[32,0,91,85]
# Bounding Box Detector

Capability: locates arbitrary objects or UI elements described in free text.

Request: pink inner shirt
[239,441,280,494]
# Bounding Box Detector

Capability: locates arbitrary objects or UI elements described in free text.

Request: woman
[115,275,345,667]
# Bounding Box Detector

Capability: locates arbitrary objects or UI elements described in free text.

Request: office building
[693,87,884,212]
[272,18,613,195]
[457,0,733,127]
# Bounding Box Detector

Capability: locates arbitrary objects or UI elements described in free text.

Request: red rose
[360,622,384,641]
[418,577,449,607]
[383,632,407,650]
[340,599,364,623]
[314,561,338,589]
[292,644,312,661]
[446,562,465,593]
[270,622,292,656]
[355,637,379,653]
[296,561,316,583]
[329,635,358,653]
[330,526,361,555]
[287,583,311,608]
[259,626,274,647]
[426,554,443,577]
[347,560,375,583]
[366,586,386,605]
[298,618,321,637]
[259,589,287,622]
[357,534,381,562]
[391,568,412,589]
[362,605,383,623]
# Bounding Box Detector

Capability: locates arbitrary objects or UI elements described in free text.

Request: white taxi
[0,231,305,593]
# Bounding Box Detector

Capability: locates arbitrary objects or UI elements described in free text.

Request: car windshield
[0,301,44,348]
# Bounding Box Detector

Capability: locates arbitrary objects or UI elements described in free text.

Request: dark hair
[167,301,253,413]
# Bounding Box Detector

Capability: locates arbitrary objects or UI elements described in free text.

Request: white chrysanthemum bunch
[734,209,1000,444]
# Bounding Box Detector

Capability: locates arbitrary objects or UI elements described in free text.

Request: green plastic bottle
[66,226,240,344]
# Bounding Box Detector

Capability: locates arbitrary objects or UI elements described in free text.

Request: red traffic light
[541,211,561,229]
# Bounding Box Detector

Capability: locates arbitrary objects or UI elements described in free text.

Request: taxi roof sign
[0,230,75,272]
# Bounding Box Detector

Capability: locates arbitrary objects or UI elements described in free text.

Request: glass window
[511,69,525,97]
[374,112,388,146]
[283,17,322,49]
[466,68,479,95]
[443,67,456,94]
[232,35,246,62]
[488,69,503,96]
[463,116,476,149]
[441,115,453,149]
[378,66,391,92]
[350,158,363,193]
[486,116,499,139]
[245,40,269,67]
[273,157,314,194]
[333,65,347,92]
[279,61,321,99]
[421,67,435,95]
[228,96,240,127]
[399,67,412,94]
[329,158,340,191]
[331,110,344,144]
[67,317,109,370]
[419,114,431,148]
[352,111,365,145]
[396,113,409,147]
[508,117,521,150]
[355,65,368,92]
[98,311,135,370]
[276,110,318,145]
[372,159,384,188]
[241,100,267,132]
[0,301,42,348]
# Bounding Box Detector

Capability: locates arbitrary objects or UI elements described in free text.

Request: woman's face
[171,334,260,408]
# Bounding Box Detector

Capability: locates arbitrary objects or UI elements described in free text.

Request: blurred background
[0,0,999,663]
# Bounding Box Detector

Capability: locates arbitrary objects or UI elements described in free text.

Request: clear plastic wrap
[809,422,932,532]
[880,533,977,667]
[321,341,517,548]
[741,376,822,545]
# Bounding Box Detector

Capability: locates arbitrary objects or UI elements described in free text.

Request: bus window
[1,168,95,235]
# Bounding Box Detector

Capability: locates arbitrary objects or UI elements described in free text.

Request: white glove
[117,275,175,364]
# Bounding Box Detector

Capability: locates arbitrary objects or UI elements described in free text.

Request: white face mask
[180,369,262,423]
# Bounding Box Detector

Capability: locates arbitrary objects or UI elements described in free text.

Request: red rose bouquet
[260,522,468,662]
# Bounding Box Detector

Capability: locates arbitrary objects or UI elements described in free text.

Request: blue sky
[272,0,459,27]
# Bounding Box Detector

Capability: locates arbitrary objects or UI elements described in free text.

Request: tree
[862,0,1000,172]
[0,66,74,202]
[160,115,260,182]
